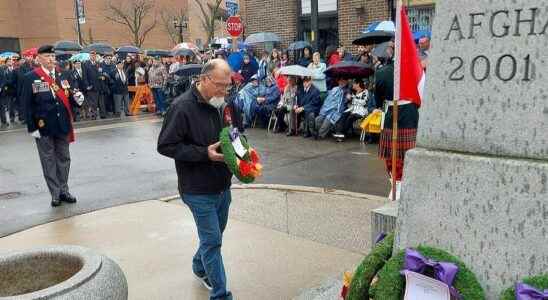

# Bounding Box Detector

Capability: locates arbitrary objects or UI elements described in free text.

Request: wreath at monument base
[500,274,548,300]
[220,127,262,184]
[369,245,485,300]
[345,233,394,300]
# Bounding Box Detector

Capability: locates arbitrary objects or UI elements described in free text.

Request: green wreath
[346,233,394,300]
[219,127,262,184]
[370,245,485,300]
[500,274,548,300]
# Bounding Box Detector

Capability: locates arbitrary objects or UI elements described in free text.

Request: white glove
[74,91,85,106]
[31,130,41,139]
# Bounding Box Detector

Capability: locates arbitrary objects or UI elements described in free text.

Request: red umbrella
[22,47,38,58]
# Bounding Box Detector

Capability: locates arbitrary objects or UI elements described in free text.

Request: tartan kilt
[378,103,419,160]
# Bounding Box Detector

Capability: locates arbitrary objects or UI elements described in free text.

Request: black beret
[37,45,55,54]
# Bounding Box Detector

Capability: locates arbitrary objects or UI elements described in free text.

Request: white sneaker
[194,273,213,291]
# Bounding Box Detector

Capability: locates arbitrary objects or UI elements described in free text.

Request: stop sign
[226,16,243,37]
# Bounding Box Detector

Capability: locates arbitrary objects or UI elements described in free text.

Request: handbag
[360,110,383,134]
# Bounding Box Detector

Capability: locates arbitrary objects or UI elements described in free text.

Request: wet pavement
[0,116,388,237]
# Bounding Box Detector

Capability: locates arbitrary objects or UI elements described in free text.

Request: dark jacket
[374,62,394,109]
[240,63,256,85]
[0,66,16,98]
[22,68,77,136]
[71,68,87,92]
[110,68,129,95]
[297,84,322,114]
[157,84,232,195]
[17,62,33,100]
[83,60,109,93]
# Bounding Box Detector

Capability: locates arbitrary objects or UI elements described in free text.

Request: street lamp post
[173,16,188,43]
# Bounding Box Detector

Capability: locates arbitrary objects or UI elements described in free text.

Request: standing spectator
[268,49,281,72]
[4,58,17,125]
[338,46,354,61]
[280,51,290,68]
[83,51,107,119]
[326,46,340,66]
[257,51,269,81]
[124,56,136,100]
[313,78,348,139]
[148,57,168,116]
[298,47,312,67]
[71,61,87,120]
[307,52,327,94]
[102,55,116,117]
[111,60,130,117]
[16,57,34,124]
[0,58,10,129]
[275,76,298,135]
[157,59,235,300]
[295,76,321,138]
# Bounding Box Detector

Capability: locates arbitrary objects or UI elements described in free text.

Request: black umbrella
[82,43,115,55]
[287,41,311,51]
[172,48,195,57]
[173,64,203,77]
[352,31,394,46]
[54,40,82,52]
[324,61,374,79]
[146,49,172,57]
[116,45,141,54]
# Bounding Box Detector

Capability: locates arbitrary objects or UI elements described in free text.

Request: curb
[160,184,387,203]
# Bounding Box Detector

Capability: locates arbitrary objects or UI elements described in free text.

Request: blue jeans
[182,189,233,300]
[151,88,166,113]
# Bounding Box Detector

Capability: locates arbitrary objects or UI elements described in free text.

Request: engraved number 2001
[449,54,532,82]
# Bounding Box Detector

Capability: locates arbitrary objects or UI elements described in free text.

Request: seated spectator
[313,78,349,139]
[338,46,354,61]
[334,79,370,140]
[236,75,260,127]
[294,76,321,138]
[254,76,280,127]
[239,54,256,85]
[275,76,298,135]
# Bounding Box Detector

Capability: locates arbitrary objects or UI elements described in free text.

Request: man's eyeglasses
[205,74,233,92]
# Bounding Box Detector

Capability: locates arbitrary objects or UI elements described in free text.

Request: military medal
[38,119,45,128]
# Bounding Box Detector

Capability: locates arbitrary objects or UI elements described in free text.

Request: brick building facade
[0,0,224,52]
[240,0,434,55]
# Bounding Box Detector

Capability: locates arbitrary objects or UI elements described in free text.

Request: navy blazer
[22,69,77,136]
[297,84,322,115]
[110,69,129,95]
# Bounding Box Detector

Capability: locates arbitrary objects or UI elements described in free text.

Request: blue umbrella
[228,51,244,72]
[69,52,90,62]
[0,52,18,58]
[364,21,395,33]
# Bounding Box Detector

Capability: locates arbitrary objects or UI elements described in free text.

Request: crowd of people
[0,36,430,143]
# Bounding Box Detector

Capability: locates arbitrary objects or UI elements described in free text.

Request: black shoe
[286,131,294,136]
[51,199,62,207]
[194,273,213,291]
[303,133,312,138]
[60,193,77,204]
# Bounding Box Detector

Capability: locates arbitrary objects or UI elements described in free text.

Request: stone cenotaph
[395,0,547,299]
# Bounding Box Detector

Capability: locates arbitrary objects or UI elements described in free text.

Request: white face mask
[209,96,225,109]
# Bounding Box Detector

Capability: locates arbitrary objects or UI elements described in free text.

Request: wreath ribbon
[516,283,548,300]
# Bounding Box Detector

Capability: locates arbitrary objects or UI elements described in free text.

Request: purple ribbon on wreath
[229,127,240,142]
[516,283,548,300]
[403,248,462,300]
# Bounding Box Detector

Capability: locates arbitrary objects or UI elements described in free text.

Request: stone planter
[0,246,127,300]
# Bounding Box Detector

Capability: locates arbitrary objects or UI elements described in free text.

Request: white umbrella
[278,65,314,77]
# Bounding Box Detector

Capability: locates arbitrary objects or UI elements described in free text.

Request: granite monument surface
[395,1,548,299]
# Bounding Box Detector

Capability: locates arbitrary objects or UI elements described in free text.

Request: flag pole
[391,0,403,201]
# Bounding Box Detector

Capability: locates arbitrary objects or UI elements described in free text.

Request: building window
[301,0,337,15]
[407,5,435,32]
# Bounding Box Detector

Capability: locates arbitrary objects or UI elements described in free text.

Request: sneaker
[194,273,213,291]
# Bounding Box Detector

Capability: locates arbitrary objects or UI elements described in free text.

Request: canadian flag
[396,6,425,107]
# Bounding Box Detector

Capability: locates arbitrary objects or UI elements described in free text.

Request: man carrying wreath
[157,59,234,300]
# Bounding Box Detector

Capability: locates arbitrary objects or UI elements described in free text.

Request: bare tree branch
[159,8,187,44]
[104,0,157,47]
[193,0,223,44]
